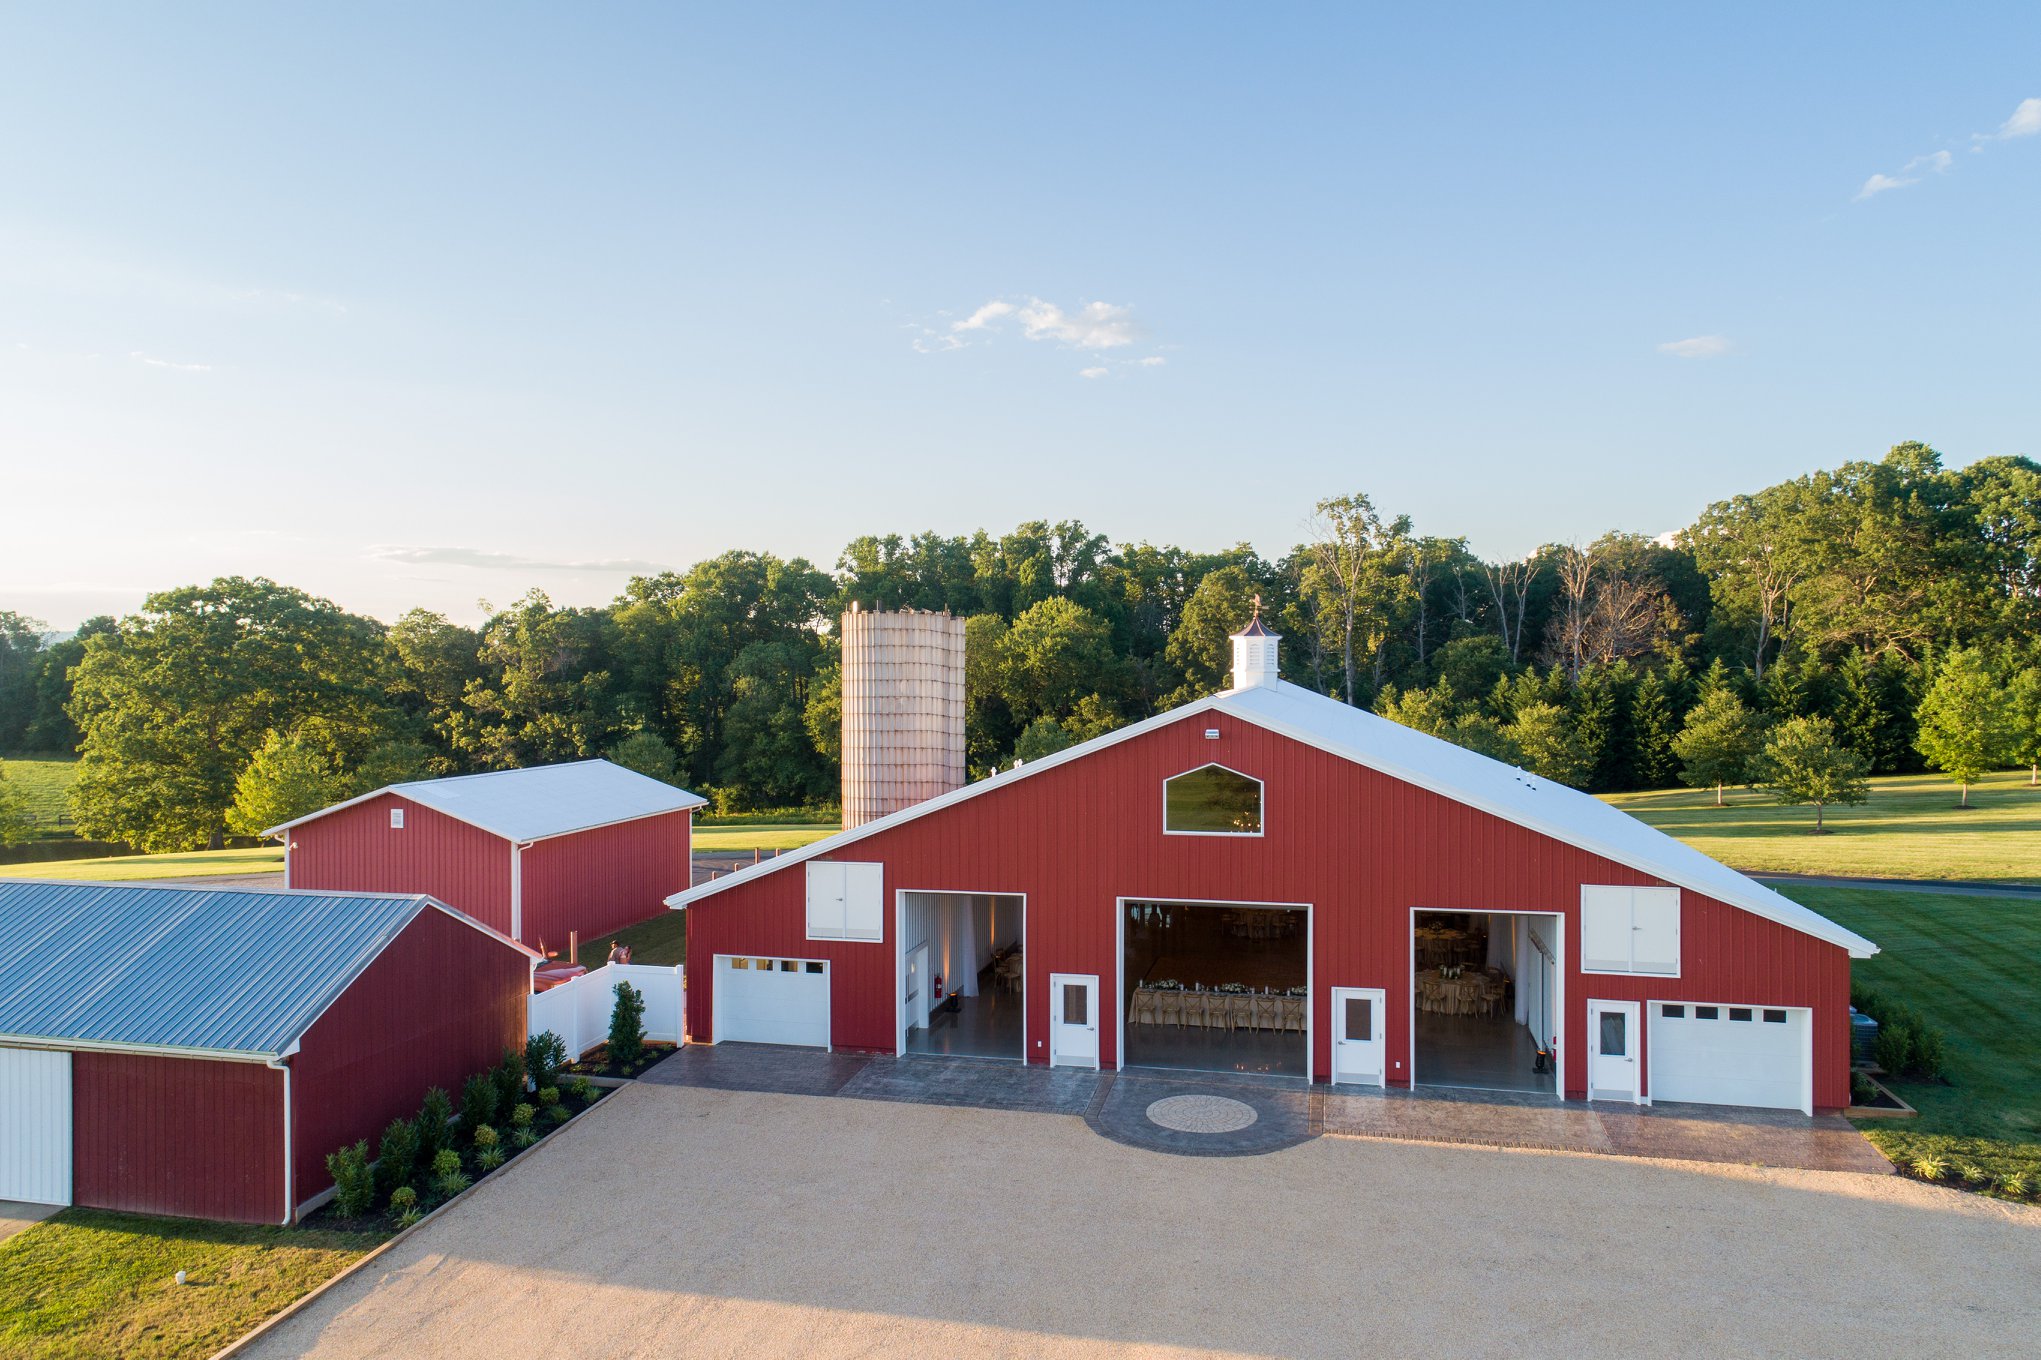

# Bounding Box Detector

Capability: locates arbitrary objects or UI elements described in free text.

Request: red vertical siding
[72,1053,285,1224]
[289,794,514,936]
[520,810,693,952]
[289,906,530,1207]
[686,710,1857,1109]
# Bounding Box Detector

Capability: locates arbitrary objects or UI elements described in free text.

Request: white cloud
[1079,366,1110,380]
[940,295,1139,350]
[1136,355,1167,367]
[1854,172,1917,201]
[1910,149,1953,174]
[129,350,211,372]
[1992,96,2041,139]
[1657,335,1733,360]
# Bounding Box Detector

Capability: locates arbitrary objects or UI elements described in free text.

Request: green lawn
[574,908,686,969]
[692,821,835,852]
[0,847,284,882]
[0,1209,383,1360]
[1604,769,2041,883]
[1778,884,2041,1188]
[0,755,79,834]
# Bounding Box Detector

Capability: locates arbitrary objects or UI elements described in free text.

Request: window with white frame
[805,860,884,942]
[1580,885,1680,975]
[1163,763,1263,835]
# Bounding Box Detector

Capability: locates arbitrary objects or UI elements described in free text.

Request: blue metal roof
[0,882,445,1058]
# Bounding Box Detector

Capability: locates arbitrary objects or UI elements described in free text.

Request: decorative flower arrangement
[1440,964,1464,979]
[1150,978,1183,990]
[1286,986,1307,997]
[1217,982,1248,994]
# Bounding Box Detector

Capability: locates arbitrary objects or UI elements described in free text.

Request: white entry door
[1048,973,1100,1069]
[1588,1000,1641,1102]
[1330,987,1386,1086]
[0,1046,73,1206]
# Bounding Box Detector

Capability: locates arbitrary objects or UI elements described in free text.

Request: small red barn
[0,881,534,1224]
[270,759,705,951]
[671,619,1877,1115]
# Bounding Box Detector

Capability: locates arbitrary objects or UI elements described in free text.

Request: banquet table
[1415,969,1506,1017]
[1128,986,1305,1032]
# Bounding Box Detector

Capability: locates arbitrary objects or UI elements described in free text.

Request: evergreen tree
[1570,663,1625,791]
[1630,669,1681,789]
[1505,702,1591,787]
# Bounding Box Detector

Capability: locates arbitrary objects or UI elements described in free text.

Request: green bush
[1874,1020,1915,1077]
[476,1146,506,1171]
[525,1031,567,1092]
[1911,1154,1948,1181]
[395,1205,423,1229]
[537,1086,560,1109]
[493,1047,527,1110]
[389,1185,418,1214]
[434,1166,472,1199]
[568,1076,596,1106]
[2001,1171,2033,1200]
[375,1117,419,1197]
[326,1140,376,1217]
[544,1103,572,1125]
[430,1147,461,1179]
[608,980,647,1071]
[1858,992,1949,1082]
[459,1073,499,1137]
[511,1127,538,1149]
[471,1123,499,1149]
[1849,1071,1878,1106]
[510,1102,536,1128]
[416,1087,454,1158]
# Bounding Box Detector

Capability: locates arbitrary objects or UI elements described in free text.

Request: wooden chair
[1280,996,1305,1033]
[1253,994,1282,1031]
[1131,988,1160,1027]
[1180,992,1208,1030]
[1227,994,1255,1032]
[1155,990,1182,1027]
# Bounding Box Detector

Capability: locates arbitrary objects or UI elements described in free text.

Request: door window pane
[1729,1007,1753,1022]
[1598,1010,1627,1056]
[1695,1006,1719,1020]
[1344,997,1372,1041]
[806,961,824,974]
[1762,1009,1786,1023]
[1061,984,1088,1025]
[1661,1004,1684,1018]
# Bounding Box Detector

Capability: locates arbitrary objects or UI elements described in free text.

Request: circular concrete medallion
[1145,1094,1259,1134]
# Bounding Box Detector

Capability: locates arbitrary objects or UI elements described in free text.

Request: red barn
[0,881,534,1224]
[270,759,705,952]
[672,618,1876,1115]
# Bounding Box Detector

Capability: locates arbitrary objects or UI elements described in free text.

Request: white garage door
[1650,1003,1810,1114]
[0,1047,73,1206]
[715,955,830,1048]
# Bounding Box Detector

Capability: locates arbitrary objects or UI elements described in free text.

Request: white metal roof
[265,758,707,844]
[670,679,1876,958]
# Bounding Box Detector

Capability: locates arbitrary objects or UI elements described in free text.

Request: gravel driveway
[242,1081,2040,1360]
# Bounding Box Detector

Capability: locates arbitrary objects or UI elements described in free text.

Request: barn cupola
[1229,597,1280,690]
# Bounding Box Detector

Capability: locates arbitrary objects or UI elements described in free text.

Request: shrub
[459,1073,499,1137]
[1873,1020,1915,1078]
[609,981,647,1071]
[525,1031,567,1092]
[1849,1072,1878,1106]
[545,1103,573,1125]
[326,1140,376,1218]
[2000,1171,2033,1200]
[430,1147,461,1180]
[510,1102,536,1129]
[434,1166,472,1199]
[416,1087,454,1159]
[471,1124,499,1149]
[537,1086,560,1109]
[1911,1025,1947,1081]
[511,1127,538,1149]
[476,1146,506,1171]
[493,1048,527,1110]
[395,1205,423,1230]
[389,1185,418,1214]
[568,1076,596,1106]
[1957,1163,1988,1186]
[375,1117,419,1197]
[1911,1155,1948,1182]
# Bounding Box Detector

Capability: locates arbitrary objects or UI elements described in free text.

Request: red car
[533,960,587,992]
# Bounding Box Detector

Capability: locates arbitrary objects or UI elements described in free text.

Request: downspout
[511,843,525,943]
[268,1046,298,1226]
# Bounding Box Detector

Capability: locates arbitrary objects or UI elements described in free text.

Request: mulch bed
[565,1042,678,1080]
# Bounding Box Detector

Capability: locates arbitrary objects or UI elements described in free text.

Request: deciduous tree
[1672,687,1764,806]
[1753,715,1870,833]
[1914,647,2014,806]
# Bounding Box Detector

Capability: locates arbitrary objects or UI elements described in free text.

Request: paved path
[239,1082,2038,1360]
[0,1200,55,1247]
[1757,872,2041,897]
[644,1044,1888,1172]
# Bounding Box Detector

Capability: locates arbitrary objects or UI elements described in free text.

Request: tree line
[1,441,2037,851]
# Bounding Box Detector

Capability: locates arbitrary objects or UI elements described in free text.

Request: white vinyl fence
[528,962,685,1059]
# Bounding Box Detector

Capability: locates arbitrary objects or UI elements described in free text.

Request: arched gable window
[1163,763,1264,836]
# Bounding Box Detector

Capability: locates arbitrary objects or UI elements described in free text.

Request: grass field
[1604,769,2041,882]
[574,908,687,969]
[0,1209,382,1360]
[0,755,79,834]
[0,847,284,882]
[692,821,835,852]
[1778,884,2041,1186]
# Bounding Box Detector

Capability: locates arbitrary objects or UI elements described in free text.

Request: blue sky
[4,5,2036,629]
